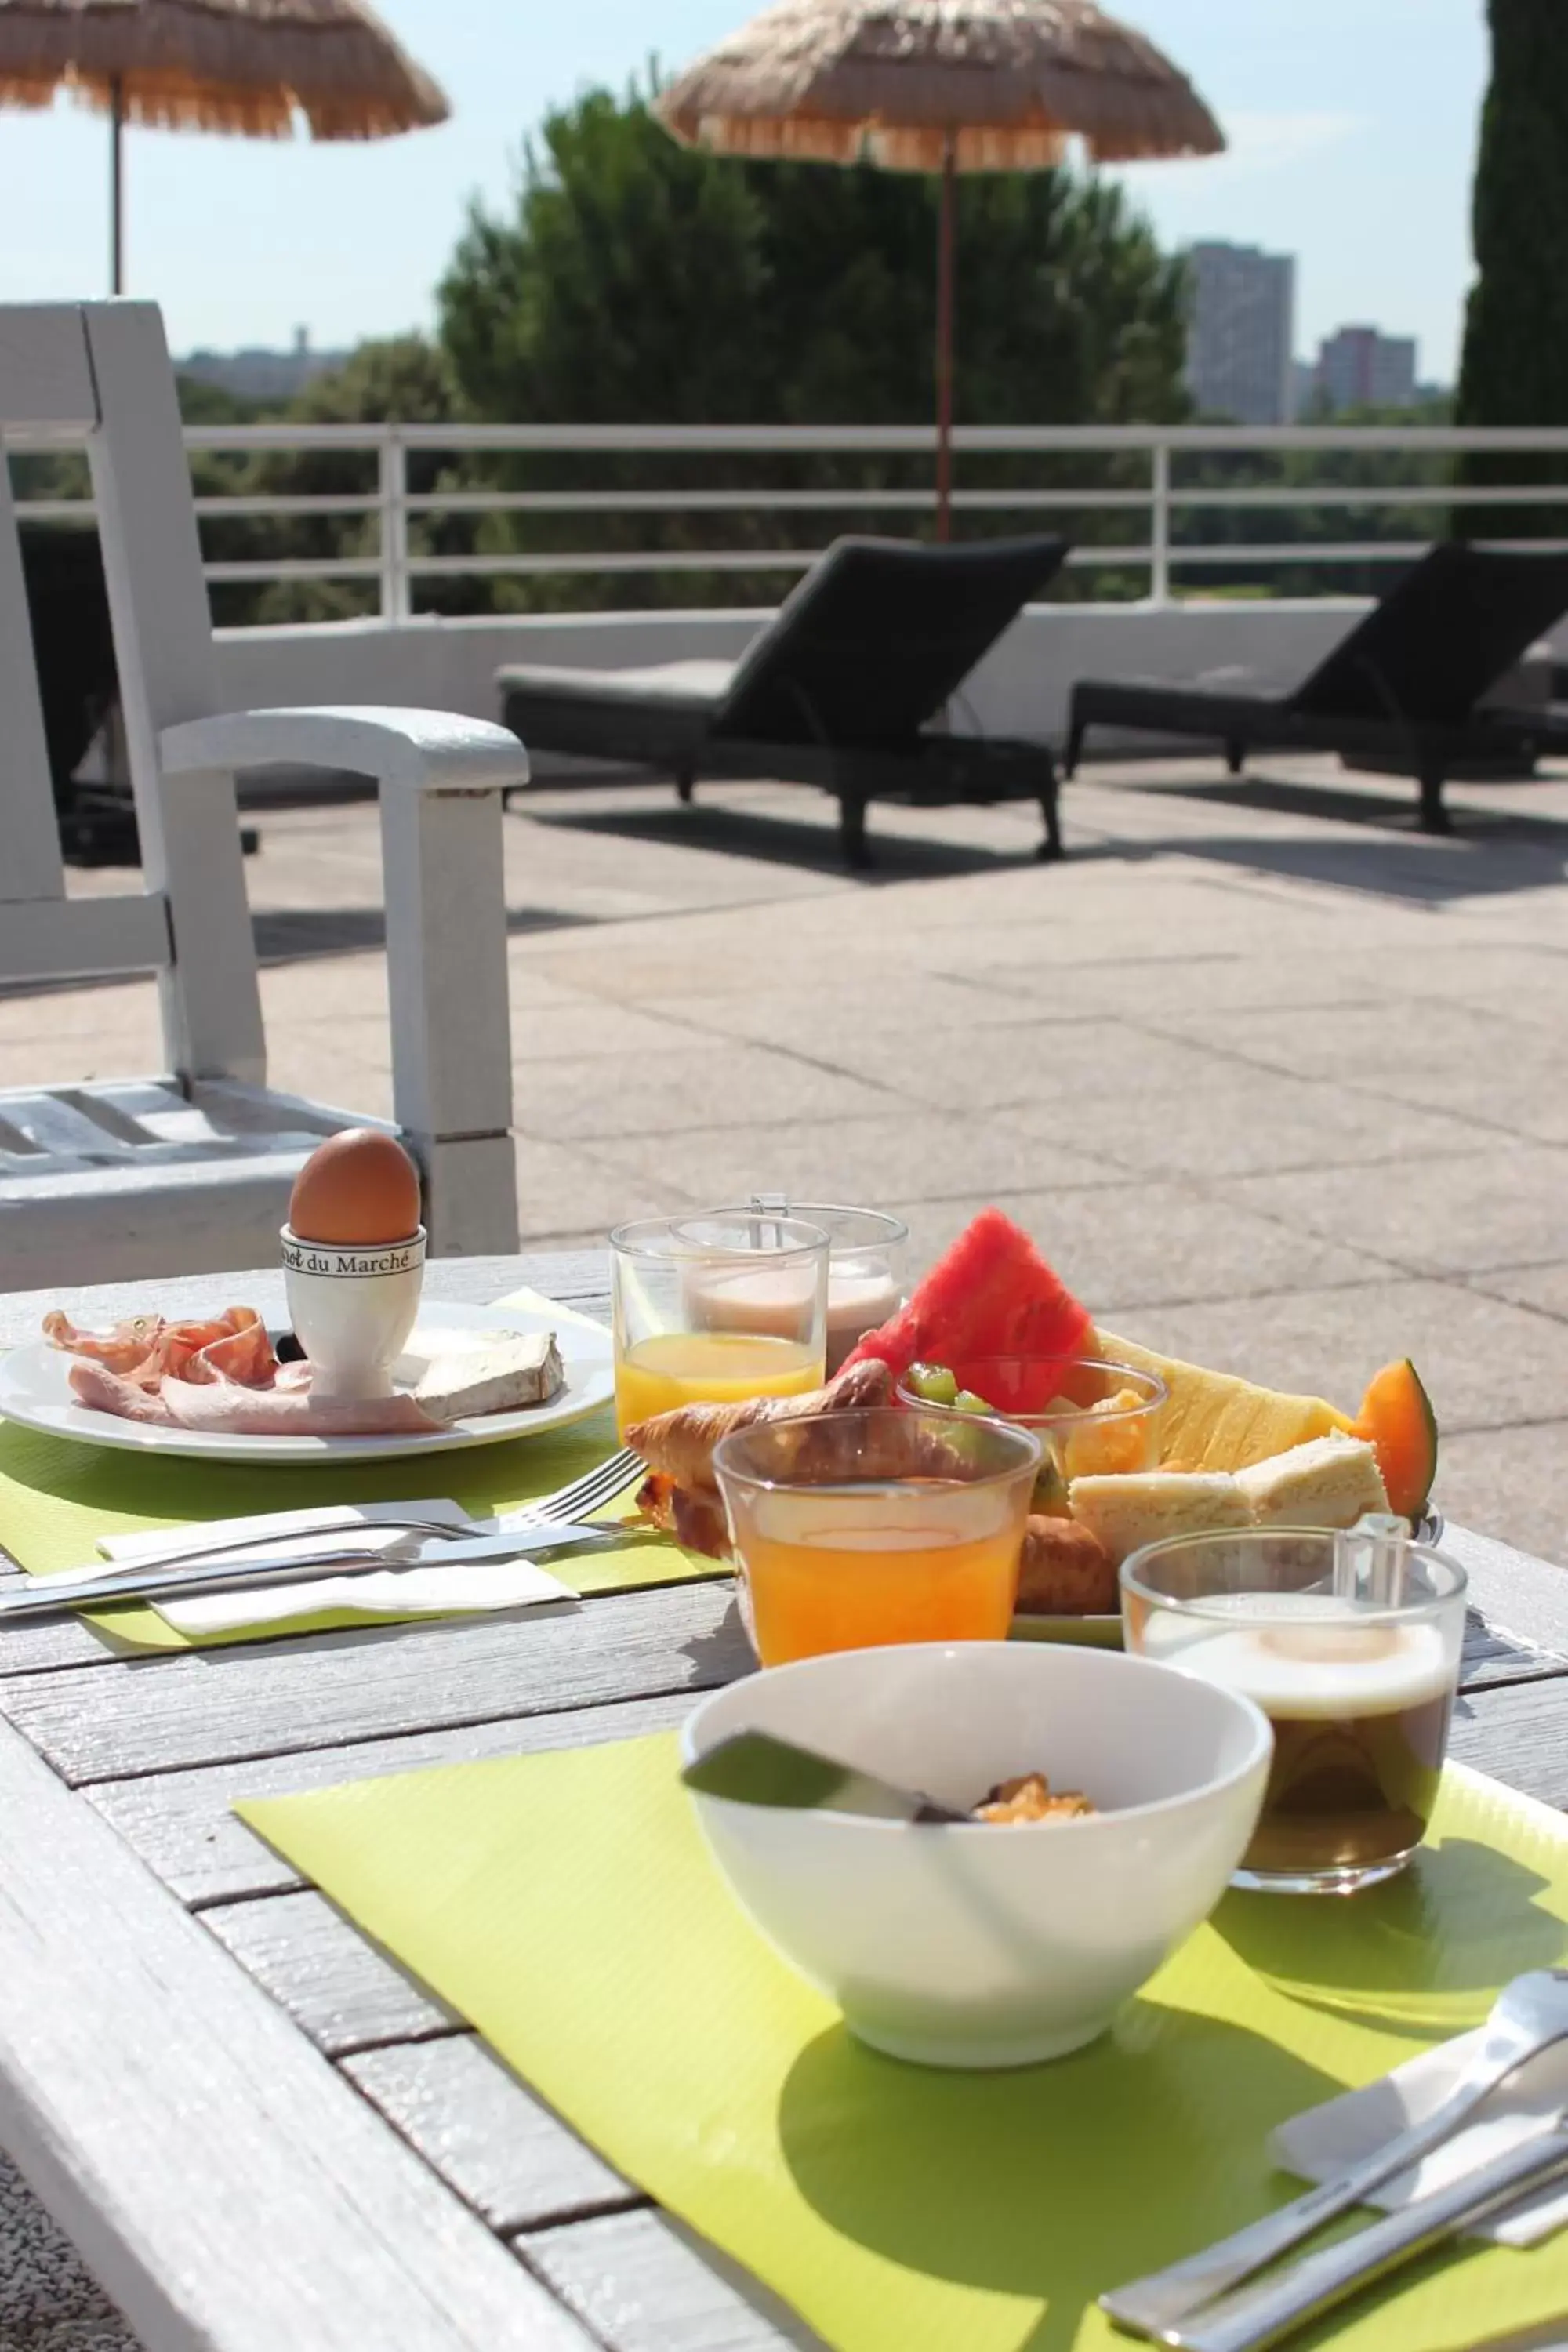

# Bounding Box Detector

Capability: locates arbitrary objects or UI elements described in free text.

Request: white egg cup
[280,1225,427,1402]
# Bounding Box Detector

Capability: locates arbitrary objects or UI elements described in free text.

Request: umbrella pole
[935,129,956,541]
[110,76,125,295]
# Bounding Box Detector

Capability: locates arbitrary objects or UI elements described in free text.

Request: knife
[1149,2115,1568,2352]
[0,1523,647,1621]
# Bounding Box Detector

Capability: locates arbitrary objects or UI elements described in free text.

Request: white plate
[0,1301,615,1466]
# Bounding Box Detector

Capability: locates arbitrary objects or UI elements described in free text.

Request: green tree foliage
[1455,0,1568,529]
[200,337,464,623]
[441,88,1186,430]
[433,82,1190,607]
[1174,401,1457,599]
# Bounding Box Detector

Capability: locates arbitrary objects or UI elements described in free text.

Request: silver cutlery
[1162,2114,1568,2352]
[502,1444,644,1528]
[0,1522,655,1621]
[1101,1968,1568,2338]
[64,1446,648,1586]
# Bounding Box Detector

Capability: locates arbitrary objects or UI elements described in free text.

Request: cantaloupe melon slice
[1354,1359,1438,1519]
[1094,1328,1352,1473]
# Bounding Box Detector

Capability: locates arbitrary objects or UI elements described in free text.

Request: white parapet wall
[213,597,1376,780]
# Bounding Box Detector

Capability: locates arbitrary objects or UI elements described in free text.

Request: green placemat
[0,1293,724,1650]
[240,1742,1568,2352]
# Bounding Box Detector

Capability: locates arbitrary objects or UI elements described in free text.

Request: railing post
[1150,441,1171,606]
[379,430,410,622]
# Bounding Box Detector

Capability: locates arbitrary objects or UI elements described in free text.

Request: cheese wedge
[408,1331,564,1419]
[1069,1470,1250,1567]
[1094,1329,1351,1473]
[1236,1433,1388,1530]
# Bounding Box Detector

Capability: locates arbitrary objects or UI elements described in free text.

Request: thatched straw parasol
[658,0,1222,535]
[0,0,448,291]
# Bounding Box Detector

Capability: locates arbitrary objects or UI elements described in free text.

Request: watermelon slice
[843,1208,1092,1391]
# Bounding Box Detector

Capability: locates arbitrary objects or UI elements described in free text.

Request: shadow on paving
[250,902,594,965]
[1084,771,1568,906]
[524,797,1045,880]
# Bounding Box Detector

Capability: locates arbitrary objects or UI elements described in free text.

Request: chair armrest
[159,706,529,795]
[161,703,524,1255]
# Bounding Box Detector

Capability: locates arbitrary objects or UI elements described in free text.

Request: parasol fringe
[656,0,1223,171]
[0,0,448,137]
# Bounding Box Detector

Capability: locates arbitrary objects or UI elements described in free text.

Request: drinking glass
[713,1405,1040,1666]
[711,1200,908,1374]
[898,1356,1167,1508]
[1121,1525,1468,1895]
[610,1213,830,1439]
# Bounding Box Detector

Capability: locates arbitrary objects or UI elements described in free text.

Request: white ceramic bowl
[682,1642,1271,2070]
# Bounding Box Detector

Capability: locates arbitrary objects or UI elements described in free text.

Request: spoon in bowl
[681,1730,968,1823]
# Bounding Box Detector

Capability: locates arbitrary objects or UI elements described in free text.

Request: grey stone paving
[8,750,1568,1572]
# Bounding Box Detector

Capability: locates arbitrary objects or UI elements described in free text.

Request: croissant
[1016,1515,1117,1616]
[626,1357,893,1493]
[633,1472,731,1559]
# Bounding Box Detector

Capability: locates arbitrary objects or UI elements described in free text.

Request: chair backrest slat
[0,303,266,1082]
[0,305,98,435]
[0,455,67,903]
[83,304,265,1083]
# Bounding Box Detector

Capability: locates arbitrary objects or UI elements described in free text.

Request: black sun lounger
[498,533,1067,864]
[1064,541,1568,832]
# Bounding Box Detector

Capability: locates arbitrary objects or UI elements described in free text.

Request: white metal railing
[16,422,1568,620]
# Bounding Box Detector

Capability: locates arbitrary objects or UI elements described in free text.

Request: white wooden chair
[0,303,526,1289]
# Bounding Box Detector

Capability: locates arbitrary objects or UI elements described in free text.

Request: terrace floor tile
[1218,1147,1568,1279]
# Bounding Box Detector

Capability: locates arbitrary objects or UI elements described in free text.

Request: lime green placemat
[240,1743,1568,2352]
[0,1292,724,1651]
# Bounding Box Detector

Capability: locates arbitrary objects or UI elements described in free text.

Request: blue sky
[0,0,1486,381]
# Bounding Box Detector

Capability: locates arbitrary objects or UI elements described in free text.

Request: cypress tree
[1455,0,1568,527]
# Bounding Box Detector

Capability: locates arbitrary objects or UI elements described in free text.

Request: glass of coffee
[1121,1525,1467,1896]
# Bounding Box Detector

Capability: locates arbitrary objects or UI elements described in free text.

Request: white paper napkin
[1272,2029,1568,2245]
[149,1553,577,1638]
[97,1500,575,1636]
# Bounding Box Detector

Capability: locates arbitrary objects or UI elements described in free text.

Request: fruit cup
[898,1356,1168,1512]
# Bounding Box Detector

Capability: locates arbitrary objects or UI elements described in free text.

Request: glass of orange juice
[713,1406,1040,1666]
[611,1213,831,1439]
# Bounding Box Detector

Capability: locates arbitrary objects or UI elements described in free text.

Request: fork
[504,1445,643,1529]
[81,1449,647,1583]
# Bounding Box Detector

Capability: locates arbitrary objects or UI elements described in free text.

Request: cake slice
[1236,1432,1388,1530]
[1068,1471,1250,1567]
[1094,1329,1350,1472]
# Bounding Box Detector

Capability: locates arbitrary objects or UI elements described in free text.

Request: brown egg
[289,1129,421,1246]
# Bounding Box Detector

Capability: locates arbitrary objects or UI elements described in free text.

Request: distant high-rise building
[1183,242,1296,426]
[1315,327,1419,415]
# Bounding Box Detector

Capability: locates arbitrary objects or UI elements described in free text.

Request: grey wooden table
[1,1254,1566,2352]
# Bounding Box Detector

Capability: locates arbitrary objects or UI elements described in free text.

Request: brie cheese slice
[407,1331,564,1419]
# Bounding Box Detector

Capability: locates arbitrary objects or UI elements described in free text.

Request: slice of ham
[67,1356,445,1437]
[45,1312,165,1377]
[68,1362,176,1424]
[52,1296,439,1436]
[46,1306,278,1392]
[158,1377,445,1438]
[179,1309,278,1388]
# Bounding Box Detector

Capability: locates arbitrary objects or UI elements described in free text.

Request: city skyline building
[1183,240,1296,425]
[1313,324,1420,413]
